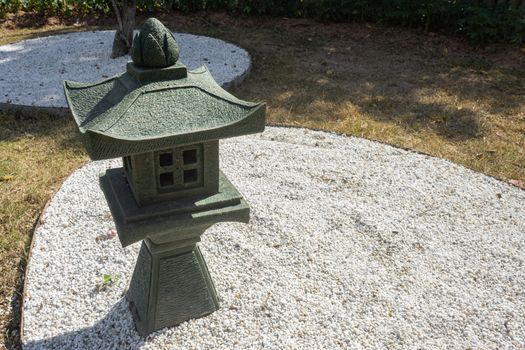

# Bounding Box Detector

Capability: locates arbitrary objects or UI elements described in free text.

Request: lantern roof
[64,19,265,161]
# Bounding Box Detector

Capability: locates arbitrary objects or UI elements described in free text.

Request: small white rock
[22,127,525,349]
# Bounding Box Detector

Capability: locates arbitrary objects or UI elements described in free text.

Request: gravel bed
[0,31,250,108]
[22,127,525,349]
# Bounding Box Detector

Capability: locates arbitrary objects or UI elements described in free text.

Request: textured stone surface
[100,168,249,247]
[64,69,260,133]
[127,242,219,335]
[127,242,152,329]
[0,31,251,108]
[155,247,218,329]
[131,18,179,68]
[64,62,264,160]
[121,141,220,206]
[22,127,525,349]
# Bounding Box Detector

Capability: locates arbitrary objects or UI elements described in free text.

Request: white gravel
[22,127,525,349]
[0,31,250,108]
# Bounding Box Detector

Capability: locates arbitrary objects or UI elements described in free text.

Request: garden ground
[0,11,524,349]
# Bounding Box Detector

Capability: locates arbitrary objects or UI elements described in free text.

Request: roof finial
[131,18,179,68]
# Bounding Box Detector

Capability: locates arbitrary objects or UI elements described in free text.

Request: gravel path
[0,31,250,108]
[22,127,525,349]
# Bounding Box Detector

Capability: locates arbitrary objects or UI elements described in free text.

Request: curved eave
[63,66,266,160]
[64,66,258,134]
[63,76,120,134]
[82,103,266,160]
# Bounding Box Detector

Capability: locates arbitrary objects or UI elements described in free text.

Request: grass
[222,21,525,182]
[0,12,524,348]
[0,113,87,347]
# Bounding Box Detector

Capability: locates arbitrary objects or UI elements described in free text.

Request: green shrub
[0,0,523,44]
[461,4,525,44]
[0,0,22,18]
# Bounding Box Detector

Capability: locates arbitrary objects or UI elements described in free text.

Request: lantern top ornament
[63,18,265,161]
[131,18,179,68]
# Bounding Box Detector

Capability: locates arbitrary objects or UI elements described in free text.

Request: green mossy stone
[64,65,265,160]
[128,241,219,335]
[64,17,265,161]
[100,168,250,247]
[132,18,180,68]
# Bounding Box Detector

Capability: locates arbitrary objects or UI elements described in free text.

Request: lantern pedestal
[100,166,250,334]
[127,238,219,335]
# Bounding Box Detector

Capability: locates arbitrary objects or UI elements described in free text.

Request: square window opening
[159,172,174,187]
[159,152,173,167]
[183,149,197,165]
[183,169,198,183]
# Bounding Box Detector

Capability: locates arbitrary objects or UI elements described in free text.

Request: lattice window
[155,145,203,192]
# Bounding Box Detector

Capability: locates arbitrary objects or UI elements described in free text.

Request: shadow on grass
[355,97,483,141]
[0,110,82,151]
[4,14,519,144]
[226,24,524,142]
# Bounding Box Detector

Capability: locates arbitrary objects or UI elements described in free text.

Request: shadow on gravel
[22,299,147,350]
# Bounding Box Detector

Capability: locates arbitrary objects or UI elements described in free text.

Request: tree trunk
[111,0,136,58]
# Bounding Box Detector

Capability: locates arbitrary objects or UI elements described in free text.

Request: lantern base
[127,238,219,336]
[99,167,250,248]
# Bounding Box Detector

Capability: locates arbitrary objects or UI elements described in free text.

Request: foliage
[460,4,525,44]
[102,273,119,285]
[0,0,111,16]
[0,0,524,44]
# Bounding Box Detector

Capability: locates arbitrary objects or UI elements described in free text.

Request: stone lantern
[64,18,265,335]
